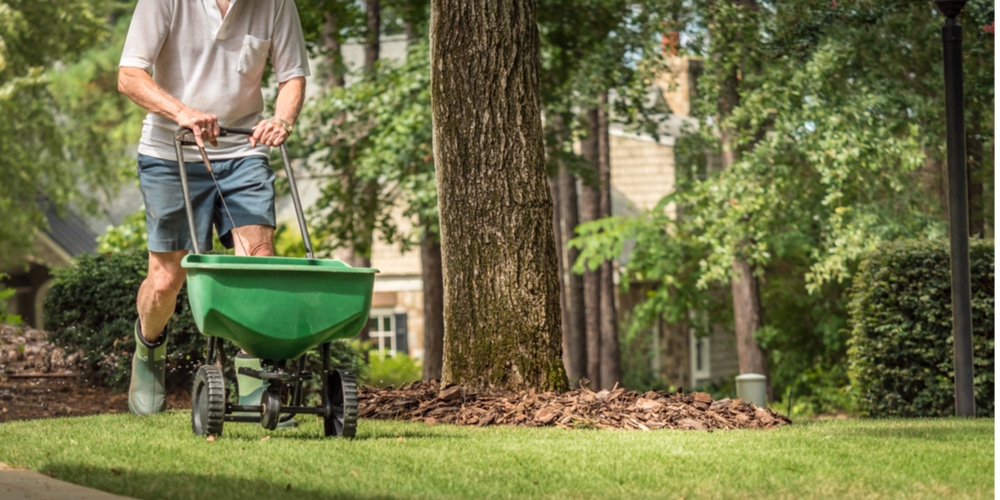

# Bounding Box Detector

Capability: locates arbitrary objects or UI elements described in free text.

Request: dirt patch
[1,324,790,429]
[0,324,190,422]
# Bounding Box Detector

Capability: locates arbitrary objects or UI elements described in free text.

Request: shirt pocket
[237,35,271,77]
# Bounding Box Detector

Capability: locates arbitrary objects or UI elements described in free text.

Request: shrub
[1,275,22,325]
[44,250,207,391]
[44,250,365,393]
[847,239,994,417]
[364,351,422,388]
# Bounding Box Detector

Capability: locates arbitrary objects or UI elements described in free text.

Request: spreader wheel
[261,389,281,430]
[192,365,225,436]
[324,369,358,438]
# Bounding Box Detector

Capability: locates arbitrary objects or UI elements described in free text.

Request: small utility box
[735,373,767,408]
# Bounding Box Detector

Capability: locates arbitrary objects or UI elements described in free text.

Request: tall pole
[934,0,975,417]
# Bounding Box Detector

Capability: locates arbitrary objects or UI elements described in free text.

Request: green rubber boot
[234,353,264,411]
[235,354,297,428]
[128,319,167,416]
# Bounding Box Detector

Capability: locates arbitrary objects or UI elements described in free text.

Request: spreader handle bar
[173,127,315,259]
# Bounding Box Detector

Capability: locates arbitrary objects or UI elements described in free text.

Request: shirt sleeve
[270,0,311,83]
[119,0,173,72]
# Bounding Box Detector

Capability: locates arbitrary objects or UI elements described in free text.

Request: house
[1,204,100,329]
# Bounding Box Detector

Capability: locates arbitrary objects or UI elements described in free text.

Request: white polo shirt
[120,0,310,161]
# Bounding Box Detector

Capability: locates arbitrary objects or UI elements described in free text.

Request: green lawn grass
[0,413,993,499]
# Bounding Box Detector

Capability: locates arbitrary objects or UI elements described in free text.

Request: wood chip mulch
[358,380,791,431]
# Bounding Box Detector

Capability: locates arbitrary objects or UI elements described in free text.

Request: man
[118,0,309,416]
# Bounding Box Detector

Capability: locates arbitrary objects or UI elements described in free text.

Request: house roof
[42,203,98,257]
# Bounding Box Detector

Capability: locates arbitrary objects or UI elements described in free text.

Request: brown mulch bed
[2,324,790,430]
[359,380,790,431]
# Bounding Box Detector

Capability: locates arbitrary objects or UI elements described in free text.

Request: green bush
[847,239,994,417]
[44,250,207,391]
[1,274,22,325]
[44,249,365,393]
[363,351,421,388]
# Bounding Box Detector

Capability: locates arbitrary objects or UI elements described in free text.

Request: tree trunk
[549,173,569,380]
[731,259,770,399]
[321,11,346,88]
[355,0,382,269]
[364,0,381,77]
[430,0,569,392]
[579,107,602,388]
[713,0,771,400]
[420,222,445,380]
[597,92,621,389]
[558,144,586,387]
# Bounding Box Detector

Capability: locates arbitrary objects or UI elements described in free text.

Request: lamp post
[934,0,975,418]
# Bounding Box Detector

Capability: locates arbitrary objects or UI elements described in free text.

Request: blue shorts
[137,154,275,252]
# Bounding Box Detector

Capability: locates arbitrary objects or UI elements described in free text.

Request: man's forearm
[274,77,306,127]
[117,66,188,123]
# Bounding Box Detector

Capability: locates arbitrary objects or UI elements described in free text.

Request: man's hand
[250,117,291,148]
[177,110,220,148]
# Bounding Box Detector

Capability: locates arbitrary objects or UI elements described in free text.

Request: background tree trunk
[596,91,620,389]
[321,11,346,88]
[357,0,382,268]
[558,149,585,387]
[420,223,445,380]
[430,0,569,392]
[731,259,770,399]
[364,0,381,77]
[579,107,602,388]
[713,0,771,399]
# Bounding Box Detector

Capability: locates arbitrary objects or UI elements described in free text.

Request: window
[367,311,396,357]
[689,330,711,383]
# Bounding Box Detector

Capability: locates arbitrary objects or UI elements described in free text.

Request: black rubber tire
[324,369,358,438]
[261,389,281,430]
[191,365,225,436]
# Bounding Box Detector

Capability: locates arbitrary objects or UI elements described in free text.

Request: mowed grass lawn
[0,413,993,499]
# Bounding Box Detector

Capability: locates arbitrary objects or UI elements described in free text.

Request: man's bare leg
[232,224,275,257]
[137,250,188,342]
[130,249,186,415]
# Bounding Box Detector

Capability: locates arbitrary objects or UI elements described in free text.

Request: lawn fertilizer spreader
[173,127,377,438]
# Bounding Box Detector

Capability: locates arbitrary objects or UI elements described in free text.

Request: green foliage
[43,250,206,391]
[96,209,148,254]
[0,275,22,325]
[294,40,436,258]
[0,1,133,263]
[363,351,421,388]
[847,239,994,418]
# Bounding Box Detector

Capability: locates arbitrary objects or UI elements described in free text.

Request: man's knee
[233,225,275,257]
[146,251,187,296]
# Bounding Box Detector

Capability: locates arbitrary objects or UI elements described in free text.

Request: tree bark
[597,92,621,389]
[420,222,445,380]
[430,0,569,392]
[731,259,770,399]
[355,0,382,269]
[321,11,346,88]
[579,107,602,388]
[549,173,569,380]
[364,0,381,77]
[557,143,586,387]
